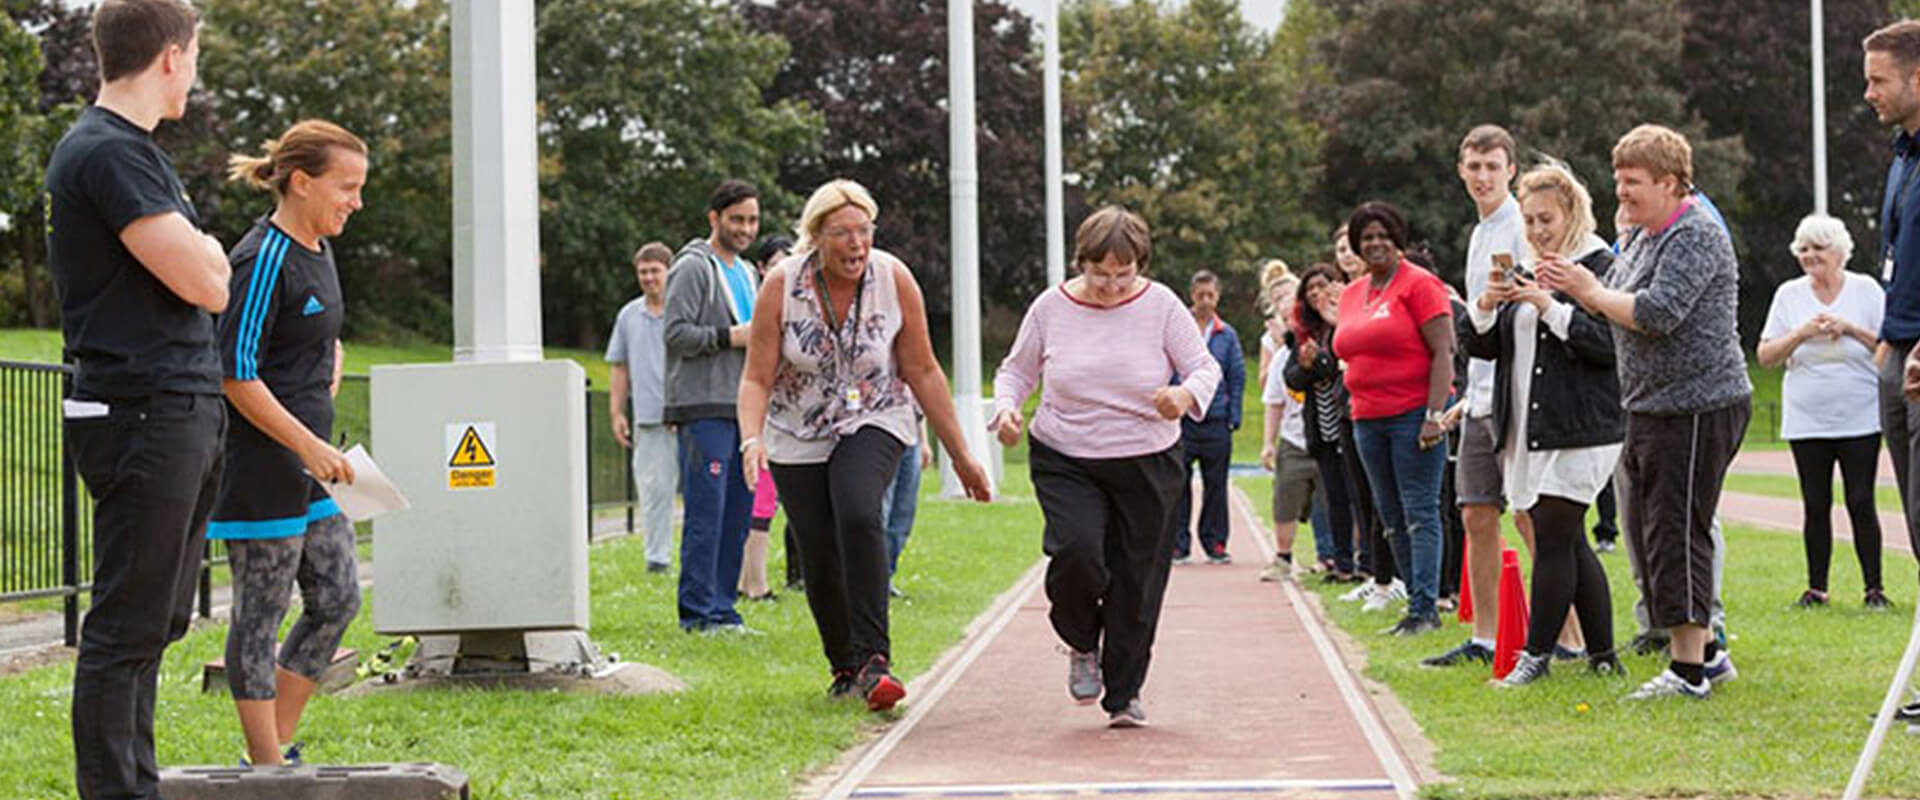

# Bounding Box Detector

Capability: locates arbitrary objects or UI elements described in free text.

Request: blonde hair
[1611,124,1693,197]
[794,179,879,253]
[1258,259,1297,315]
[227,120,368,197]
[1515,161,1598,259]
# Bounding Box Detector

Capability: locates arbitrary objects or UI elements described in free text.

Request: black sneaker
[1629,631,1670,656]
[827,668,858,700]
[1421,639,1494,668]
[1387,614,1442,637]
[1794,588,1829,609]
[856,655,905,711]
[1588,654,1627,678]
[1897,701,1920,722]
[1552,645,1587,662]
[1866,588,1894,610]
[1106,698,1148,728]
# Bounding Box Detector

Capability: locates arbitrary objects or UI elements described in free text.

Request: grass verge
[1234,475,1919,799]
[0,468,1042,798]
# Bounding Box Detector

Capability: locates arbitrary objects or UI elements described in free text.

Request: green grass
[0,467,1043,799]
[1723,471,1903,510]
[1234,475,1920,799]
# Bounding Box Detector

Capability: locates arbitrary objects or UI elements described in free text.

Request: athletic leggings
[1789,434,1884,592]
[1522,496,1613,660]
[224,514,361,700]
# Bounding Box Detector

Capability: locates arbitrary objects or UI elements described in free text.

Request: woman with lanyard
[209,120,367,766]
[738,179,992,711]
[990,206,1221,728]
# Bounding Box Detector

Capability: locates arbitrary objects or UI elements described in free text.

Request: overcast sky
[1002,0,1284,32]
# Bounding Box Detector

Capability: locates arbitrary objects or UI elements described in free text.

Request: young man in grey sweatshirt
[664,178,761,633]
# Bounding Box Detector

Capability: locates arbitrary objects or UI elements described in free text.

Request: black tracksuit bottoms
[1029,437,1185,713]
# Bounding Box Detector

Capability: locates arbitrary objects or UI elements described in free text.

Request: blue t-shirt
[718,256,754,323]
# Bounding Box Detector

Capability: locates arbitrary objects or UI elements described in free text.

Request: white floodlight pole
[1044,0,1065,286]
[1812,0,1829,215]
[942,0,995,497]
[453,0,543,363]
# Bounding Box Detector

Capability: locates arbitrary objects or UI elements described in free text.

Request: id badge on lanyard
[1889,157,1920,282]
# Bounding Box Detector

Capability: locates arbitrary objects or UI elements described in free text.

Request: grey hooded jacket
[662,237,756,423]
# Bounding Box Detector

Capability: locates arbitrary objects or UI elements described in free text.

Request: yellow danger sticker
[446,422,497,489]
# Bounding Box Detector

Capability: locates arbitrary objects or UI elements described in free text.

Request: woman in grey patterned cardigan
[1536,124,1752,702]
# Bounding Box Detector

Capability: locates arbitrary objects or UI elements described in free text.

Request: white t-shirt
[1761,271,1885,440]
[1464,195,1529,418]
[1260,333,1308,450]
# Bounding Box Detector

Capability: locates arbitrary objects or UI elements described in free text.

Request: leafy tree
[1062,0,1326,330]
[1310,0,1748,290]
[1,1,85,328]
[1681,0,1893,341]
[538,0,822,346]
[742,0,1050,331]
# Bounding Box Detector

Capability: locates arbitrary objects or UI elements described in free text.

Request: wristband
[1423,408,1445,426]
[739,436,761,454]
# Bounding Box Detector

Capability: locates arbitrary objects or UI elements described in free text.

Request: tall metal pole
[1044,0,1065,286]
[943,0,994,496]
[1812,0,1829,215]
[453,1,544,363]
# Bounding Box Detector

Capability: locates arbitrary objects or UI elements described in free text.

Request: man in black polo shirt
[45,3,232,797]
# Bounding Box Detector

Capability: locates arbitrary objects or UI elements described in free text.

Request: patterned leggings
[224,514,361,700]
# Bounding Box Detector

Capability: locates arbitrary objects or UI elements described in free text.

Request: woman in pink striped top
[989,206,1221,728]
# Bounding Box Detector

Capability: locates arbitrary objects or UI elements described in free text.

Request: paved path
[812,487,1422,800]
[1729,448,1899,486]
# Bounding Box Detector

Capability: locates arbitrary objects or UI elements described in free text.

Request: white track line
[1231,487,1419,800]
[850,777,1396,797]
[821,559,1048,800]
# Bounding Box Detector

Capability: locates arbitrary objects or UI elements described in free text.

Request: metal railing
[1,362,638,647]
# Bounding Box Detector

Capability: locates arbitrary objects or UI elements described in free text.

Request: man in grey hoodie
[664,178,761,633]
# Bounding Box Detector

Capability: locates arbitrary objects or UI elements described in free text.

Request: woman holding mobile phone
[1466,162,1625,686]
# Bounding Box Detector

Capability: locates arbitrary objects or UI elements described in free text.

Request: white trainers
[1338,581,1373,602]
[1624,668,1711,701]
[1360,579,1406,613]
[1258,559,1293,583]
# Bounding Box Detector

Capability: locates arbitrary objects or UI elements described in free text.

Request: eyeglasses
[1084,269,1138,287]
[824,224,876,243]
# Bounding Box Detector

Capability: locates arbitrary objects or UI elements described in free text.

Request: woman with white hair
[738,178,993,711]
[1756,214,1889,610]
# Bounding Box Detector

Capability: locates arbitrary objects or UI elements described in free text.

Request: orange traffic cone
[1457,538,1473,624]
[1491,548,1530,679]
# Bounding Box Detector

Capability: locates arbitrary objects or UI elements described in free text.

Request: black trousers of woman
[1341,429,1395,585]
[1029,437,1186,714]
[1309,447,1357,574]
[1523,496,1614,659]
[770,427,906,673]
[1789,434,1885,592]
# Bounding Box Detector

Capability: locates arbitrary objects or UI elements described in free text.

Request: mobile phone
[1510,263,1534,283]
[1490,252,1514,282]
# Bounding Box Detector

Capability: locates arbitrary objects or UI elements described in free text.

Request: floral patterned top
[765,248,919,464]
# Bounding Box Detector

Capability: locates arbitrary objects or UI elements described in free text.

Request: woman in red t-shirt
[1332,201,1455,636]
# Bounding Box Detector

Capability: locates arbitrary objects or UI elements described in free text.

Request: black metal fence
[1,361,637,647]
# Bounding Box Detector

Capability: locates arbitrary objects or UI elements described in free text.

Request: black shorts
[1620,400,1750,629]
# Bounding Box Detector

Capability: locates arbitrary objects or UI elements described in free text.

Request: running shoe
[1496,651,1552,688]
[1588,654,1627,678]
[1628,630,1670,656]
[1553,645,1587,662]
[1107,698,1148,728]
[1205,547,1233,566]
[1704,650,1738,685]
[1421,639,1494,668]
[1337,581,1374,602]
[1386,613,1442,637]
[1866,588,1894,610]
[1361,579,1406,613]
[856,654,906,712]
[1064,646,1101,705]
[1794,588,1829,609]
[827,668,858,700]
[1594,539,1617,554]
[1624,669,1710,701]
[1259,558,1292,583]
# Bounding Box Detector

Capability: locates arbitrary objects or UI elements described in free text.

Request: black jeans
[1030,437,1185,713]
[1309,446,1357,574]
[67,393,225,800]
[1788,434,1884,592]
[770,426,906,672]
[1170,420,1232,558]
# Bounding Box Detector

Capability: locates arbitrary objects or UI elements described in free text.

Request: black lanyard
[813,257,868,376]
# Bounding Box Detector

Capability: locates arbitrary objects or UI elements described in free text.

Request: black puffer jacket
[1282,326,1350,457]
[1460,248,1623,454]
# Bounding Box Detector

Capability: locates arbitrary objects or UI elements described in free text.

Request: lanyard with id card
[1888,155,1920,282]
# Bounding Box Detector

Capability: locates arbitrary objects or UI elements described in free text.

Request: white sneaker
[1338,582,1373,602]
[1624,668,1711,701]
[1360,579,1405,613]
[1258,559,1293,583]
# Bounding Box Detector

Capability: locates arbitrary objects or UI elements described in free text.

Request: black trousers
[1621,401,1750,628]
[67,393,225,800]
[1439,458,1463,599]
[1309,445,1357,573]
[1789,434,1885,592]
[1592,478,1619,543]
[1170,420,1232,558]
[1030,437,1185,713]
[1523,496,1614,659]
[770,427,905,672]
[1878,339,1920,578]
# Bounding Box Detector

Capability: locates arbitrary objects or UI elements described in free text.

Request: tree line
[0,0,1907,352]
